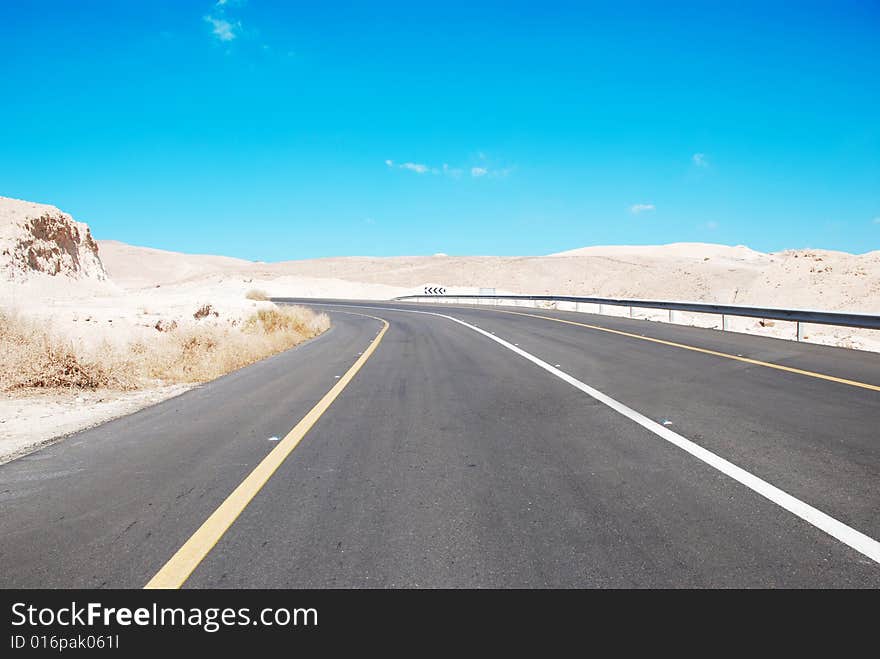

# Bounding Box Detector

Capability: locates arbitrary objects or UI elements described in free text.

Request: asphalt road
[1,299,878,588]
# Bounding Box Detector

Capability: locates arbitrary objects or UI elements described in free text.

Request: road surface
[1,299,878,587]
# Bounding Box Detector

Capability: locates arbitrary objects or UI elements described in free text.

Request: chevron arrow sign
[424,286,447,295]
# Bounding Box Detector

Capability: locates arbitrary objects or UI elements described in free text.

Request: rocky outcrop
[1,196,106,281]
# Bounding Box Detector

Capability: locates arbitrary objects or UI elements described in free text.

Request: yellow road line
[145,314,390,589]
[481,308,880,392]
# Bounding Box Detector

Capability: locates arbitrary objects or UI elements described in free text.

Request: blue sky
[1,1,878,259]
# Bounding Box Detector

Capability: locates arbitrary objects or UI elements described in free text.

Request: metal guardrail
[392,294,880,336]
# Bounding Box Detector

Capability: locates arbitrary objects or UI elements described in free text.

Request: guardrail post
[797,321,804,342]
[628,306,633,318]
[668,309,673,323]
[598,304,603,315]
[722,314,729,331]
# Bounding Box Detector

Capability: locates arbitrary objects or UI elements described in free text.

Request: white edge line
[300,302,880,565]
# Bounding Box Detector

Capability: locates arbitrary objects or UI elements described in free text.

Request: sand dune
[549,242,767,261]
[98,240,254,288]
[88,237,880,352]
[98,239,880,314]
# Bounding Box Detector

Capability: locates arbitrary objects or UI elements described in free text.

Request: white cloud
[385,157,507,179]
[873,217,880,224]
[204,1,245,42]
[692,153,708,167]
[704,220,719,230]
[630,204,655,214]
[204,15,238,41]
[400,162,429,174]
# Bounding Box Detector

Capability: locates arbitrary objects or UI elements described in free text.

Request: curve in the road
[298,302,880,567]
[2,299,877,587]
[144,312,389,589]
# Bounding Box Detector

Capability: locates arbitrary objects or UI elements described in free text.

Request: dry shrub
[154,319,178,332]
[0,311,135,390]
[244,307,325,334]
[245,289,269,301]
[193,304,218,320]
[142,306,329,384]
[0,305,330,392]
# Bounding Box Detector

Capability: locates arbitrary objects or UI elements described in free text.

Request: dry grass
[0,305,329,392]
[0,311,134,390]
[245,288,269,301]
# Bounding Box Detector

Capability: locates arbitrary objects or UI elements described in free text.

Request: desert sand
[1,196,331,460]
[99,239,880,317]
[2,194,879,460]
[95,237,880,352]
